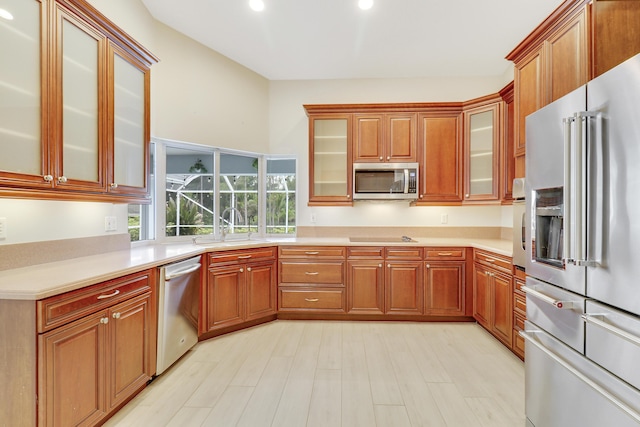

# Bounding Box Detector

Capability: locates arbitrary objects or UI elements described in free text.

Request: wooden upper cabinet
[592,0,640,78]
[0,0,157,202]
[513,46,544,159]
[463,98,502,203]
[499,82,515,201]
[354,113,417,163]
[305,111,353,206]
[416,111,463,204]
[546,7,588,103]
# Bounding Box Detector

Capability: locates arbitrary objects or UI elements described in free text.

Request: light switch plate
[0,217,6,239]
[104,216,117,232]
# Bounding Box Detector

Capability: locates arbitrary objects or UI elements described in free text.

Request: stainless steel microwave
[353,162,419,200]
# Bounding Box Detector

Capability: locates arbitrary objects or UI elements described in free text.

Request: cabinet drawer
[279,246,346,259]
[514,277,526,296]
[279,261,344,285]
[514,292,526,315]
[347,246,384,258]
[385,247,423,260]
[514,312,526,331]
[424,247,466,260]
[474,250,512,273]
[279,288,345,312]
[209,246,276,265]
[37,270,152,333]
[512,328,525,357]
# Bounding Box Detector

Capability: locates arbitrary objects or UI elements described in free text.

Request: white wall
[268,76,513,228]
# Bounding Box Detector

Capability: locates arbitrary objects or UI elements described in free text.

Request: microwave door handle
[403,169,409,194]
[521,212,526,250]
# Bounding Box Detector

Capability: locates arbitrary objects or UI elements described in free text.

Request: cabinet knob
[386,156,390,160]
[347,194,351,199]
[378,264,382,268]
[426,264,430,269]
[100,317,109,324]
[465,194,470,198]
[379,156,383,161]
[43,175,53,182]
[247,267,252,272]
[239,268,244,273]
[110,183,118,189]
[387,264,391,268]
[112,312,121,319]
[57,176,67,183]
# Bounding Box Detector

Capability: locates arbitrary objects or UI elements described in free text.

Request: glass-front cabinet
[0,0,157,201]
[306,111,353,205]
[464,100,501,202]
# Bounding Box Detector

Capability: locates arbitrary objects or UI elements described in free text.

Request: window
[129,138,296,242]
[266,158,296,235]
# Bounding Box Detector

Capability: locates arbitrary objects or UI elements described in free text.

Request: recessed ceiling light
[0,8,14,20]
[358,0,373,10]
[249,0,265,12]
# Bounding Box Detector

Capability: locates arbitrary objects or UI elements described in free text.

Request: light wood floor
[105,321,525,427]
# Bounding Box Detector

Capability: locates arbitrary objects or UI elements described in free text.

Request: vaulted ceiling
[142,0,563,80]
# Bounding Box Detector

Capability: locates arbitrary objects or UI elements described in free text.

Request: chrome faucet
[220,207,243,241]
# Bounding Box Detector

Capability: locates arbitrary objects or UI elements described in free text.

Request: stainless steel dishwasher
[156,255,201,375]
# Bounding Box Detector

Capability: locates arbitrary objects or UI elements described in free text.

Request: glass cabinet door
[110,45,149,195]
[56,9,105,190]
[0,0,48,185]
[309,115,352,204]
[464,103,500,201]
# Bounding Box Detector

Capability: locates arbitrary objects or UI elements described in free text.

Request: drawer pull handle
[305,251,320,255]
[305,272,319,275]
[97,290,120,300]
[237,255,252,259]
[305,298,319,302]
[486,259,495,263]
[438,252,453,256]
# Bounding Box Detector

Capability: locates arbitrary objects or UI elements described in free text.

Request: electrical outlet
[310,213,317,224]
[440,213,448,224]
[0,217,6,239]
[104,216,117,232]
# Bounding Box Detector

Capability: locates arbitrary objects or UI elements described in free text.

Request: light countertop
[0,237,512,301]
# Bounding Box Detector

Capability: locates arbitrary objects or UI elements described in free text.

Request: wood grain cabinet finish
[507,0,640,178]
[278,246,347,313]
[473,250,513,347]
[202,248,277,334]
[37,270,156,427]
[416,112,464,204]
[354,113,417,163]
[424,247,467,316]
[0,0,157,202]
[512,268,527,360]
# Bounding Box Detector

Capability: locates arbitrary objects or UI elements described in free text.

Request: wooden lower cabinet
[201,248,277,335]
[37,271,155,427]
[512,268,527,360]
[424,261,466,316]
[386,261,423,315]
[347,259,384,314]
[473,250,513,347]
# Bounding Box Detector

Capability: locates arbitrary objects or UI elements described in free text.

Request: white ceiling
[141,0,564,81]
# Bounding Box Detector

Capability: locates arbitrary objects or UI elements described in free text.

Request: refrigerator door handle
[576,111,600,267]
[582,314,640,348]
[520,329,640,424]
[563,116,575,264]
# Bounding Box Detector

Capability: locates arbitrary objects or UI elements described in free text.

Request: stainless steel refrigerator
[523,53,640,426]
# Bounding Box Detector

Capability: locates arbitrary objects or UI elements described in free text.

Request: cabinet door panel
[39,311,107,427]
[514,46,544,157]
[425,262,465,316]
[245,261,277,321]
[387,114,417,162]
[0,0,44,181]
[419,115,462,202]
[547,9,588,102]
[110,44,150,195]
[354,115,383,162]
[385,262,423,314]
[347,261,384,314]
[206,266,244,330]
[464,103,500,201]
[108,293,153,409]
[492,272,513,346]
[56,10,106,191]
[473,265,490,327]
